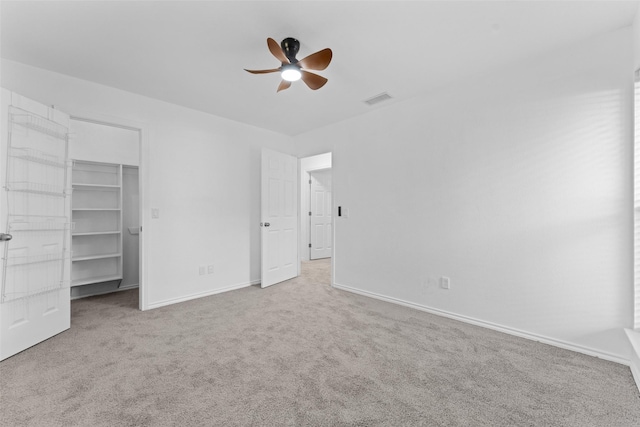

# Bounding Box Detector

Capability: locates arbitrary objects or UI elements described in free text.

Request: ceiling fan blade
[300,70,328,90]
[267,38,290,64]
[277,80,291,92]
[298,48,333,71]
[244,68,281,74]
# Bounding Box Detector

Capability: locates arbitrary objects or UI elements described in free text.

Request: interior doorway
[299,152,333,283]
[309,169,332,260]
[68,117,142,308]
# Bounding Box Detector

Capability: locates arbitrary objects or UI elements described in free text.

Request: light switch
[151,208,160,219]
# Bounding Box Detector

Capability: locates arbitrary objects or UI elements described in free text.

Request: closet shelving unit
[71,161,123,287]
[2,107,71,303]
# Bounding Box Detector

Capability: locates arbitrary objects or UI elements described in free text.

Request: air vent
[363,92,393,106]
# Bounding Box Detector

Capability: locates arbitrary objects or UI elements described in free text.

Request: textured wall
[296,28,634,361]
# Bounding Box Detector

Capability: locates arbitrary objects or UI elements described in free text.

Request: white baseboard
[146,281,256,310]
[70,284,139,300]
[333,282,630,366]
[625,329,640,392]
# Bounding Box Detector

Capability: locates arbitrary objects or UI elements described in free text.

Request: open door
[0,90,71,361]
[261,148,298,288]
[309,169,332,260]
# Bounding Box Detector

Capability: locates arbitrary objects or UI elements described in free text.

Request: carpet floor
[1,259,639,426]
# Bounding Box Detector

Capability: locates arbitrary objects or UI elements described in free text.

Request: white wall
[296,28,634,362]
[634,4,640,71]
[299,153,332,261]
[70,120,139,166]
[1,59,295,309]
[629,4,640,392]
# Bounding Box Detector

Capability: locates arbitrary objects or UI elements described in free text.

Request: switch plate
[151,208,160,219]
[440,276,450,289]
[199,265,206,276]
[207,265,214,274]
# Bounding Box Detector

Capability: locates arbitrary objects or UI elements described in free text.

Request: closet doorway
[68,117,141,304]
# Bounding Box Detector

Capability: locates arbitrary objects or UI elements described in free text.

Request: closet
[69,119,139,299]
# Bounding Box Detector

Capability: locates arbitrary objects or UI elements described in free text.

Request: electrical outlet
[207,265,214,274]
[151,208,160,219]
[440,276,450,289]
[199,265,206,276]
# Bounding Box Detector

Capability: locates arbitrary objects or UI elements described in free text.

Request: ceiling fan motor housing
[281,37,300,63]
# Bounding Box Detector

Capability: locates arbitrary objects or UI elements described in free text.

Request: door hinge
[309,179,312,184]
[309,211,312,216]
[309,243,312,248]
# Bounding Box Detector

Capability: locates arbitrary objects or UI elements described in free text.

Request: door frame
[308,167,332,260]
[66,111,149,311]
[298,152,334,285]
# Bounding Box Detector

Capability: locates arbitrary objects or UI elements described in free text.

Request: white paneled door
[309,169,332,260]
[261,148,298,288]
[0,90,71,361]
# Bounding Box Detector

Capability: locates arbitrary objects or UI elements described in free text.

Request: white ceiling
[1,1,638,136]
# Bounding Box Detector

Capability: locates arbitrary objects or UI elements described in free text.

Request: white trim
[635,79,640,329]
[308,168,332,261]
[625,329,640,392]
[66,111,150,311]
[331,182,336,288]
[297,158,302,274]
[70,284,139,300]
[333,282,630,366]
[298,152,332,264]
[139,125,150,311]
[146,281,257,310]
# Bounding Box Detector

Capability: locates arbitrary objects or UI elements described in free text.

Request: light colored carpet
[1,259,639,426]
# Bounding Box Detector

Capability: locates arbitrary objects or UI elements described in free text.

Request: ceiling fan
[245,37,333,92]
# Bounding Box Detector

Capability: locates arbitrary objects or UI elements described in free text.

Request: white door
[0,90,71,361]
[261,148,298,288]
[309,169,332,260]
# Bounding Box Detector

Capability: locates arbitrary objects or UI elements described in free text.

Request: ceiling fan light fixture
[245,37,332,91]
[281,65,301,82]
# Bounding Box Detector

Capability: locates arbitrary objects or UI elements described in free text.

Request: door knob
[0,233,12,242]
[264,223,270,227]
